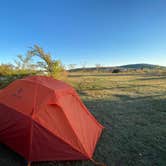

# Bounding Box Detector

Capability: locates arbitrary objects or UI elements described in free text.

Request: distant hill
[119,63,166,69]
[69,63,166,72]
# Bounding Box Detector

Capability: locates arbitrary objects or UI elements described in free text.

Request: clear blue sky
[0,0,166,67]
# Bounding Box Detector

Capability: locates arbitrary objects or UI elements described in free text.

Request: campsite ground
[0,72,166,166]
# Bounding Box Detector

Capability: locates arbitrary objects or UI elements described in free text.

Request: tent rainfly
[0,76,103,164]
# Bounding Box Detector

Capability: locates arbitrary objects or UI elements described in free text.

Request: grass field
[0,73,166,166]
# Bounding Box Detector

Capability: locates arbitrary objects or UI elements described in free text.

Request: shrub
[0,64,14,76]
[112,69,121,73]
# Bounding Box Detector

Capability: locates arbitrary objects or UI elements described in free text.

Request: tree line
[0,45,66,79]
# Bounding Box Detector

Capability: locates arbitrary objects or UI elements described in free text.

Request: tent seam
[53,101,90,158]
[34,104,89,158]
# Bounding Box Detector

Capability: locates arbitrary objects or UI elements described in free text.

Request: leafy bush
[112,69,121,73]
[0,64,14,76]
[0,62,37,89]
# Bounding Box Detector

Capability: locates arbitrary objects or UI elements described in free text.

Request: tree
[15,53,34,70]
[68,64,77,70]
[95,64,102,72]
[29,45,65,78]
[80,61,87,72]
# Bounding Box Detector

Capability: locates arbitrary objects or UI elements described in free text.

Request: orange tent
[0,76,103,162]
